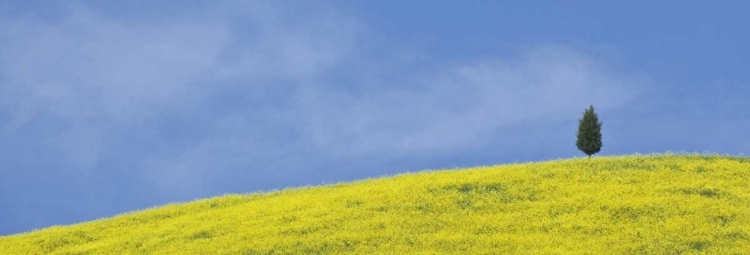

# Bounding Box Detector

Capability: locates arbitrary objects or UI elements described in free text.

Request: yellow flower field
[1,153,749,254]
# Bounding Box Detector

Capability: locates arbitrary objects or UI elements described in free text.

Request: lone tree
[576,105,603,158]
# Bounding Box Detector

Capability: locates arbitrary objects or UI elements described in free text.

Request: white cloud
[0,6,232,167]
[294,45,641,157]
[0,8,230,123]
[0,1,359,169]
[0,1,645,196]
[214,0,361,83]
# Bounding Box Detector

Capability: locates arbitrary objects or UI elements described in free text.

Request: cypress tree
[576,105,603,158]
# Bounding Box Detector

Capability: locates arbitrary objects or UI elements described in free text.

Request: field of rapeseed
[1,153,749,254]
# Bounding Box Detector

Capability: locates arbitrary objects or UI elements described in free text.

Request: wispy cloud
[294,45,641,157]
[0,1,358,167]
[0,5,232,167]
[0,1,644,198]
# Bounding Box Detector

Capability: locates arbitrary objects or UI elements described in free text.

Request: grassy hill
[1,154,749,254]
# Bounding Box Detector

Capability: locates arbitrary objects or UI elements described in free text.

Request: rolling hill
[1,154,749,254]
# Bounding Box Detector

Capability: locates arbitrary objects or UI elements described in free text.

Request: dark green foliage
[188,230,212,240]
[576,105,603,158]
[690,241,708,251]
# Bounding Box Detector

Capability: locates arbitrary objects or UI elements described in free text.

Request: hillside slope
[1,154,749,254]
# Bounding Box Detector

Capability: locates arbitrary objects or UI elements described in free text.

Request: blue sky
[1,0,748,235]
